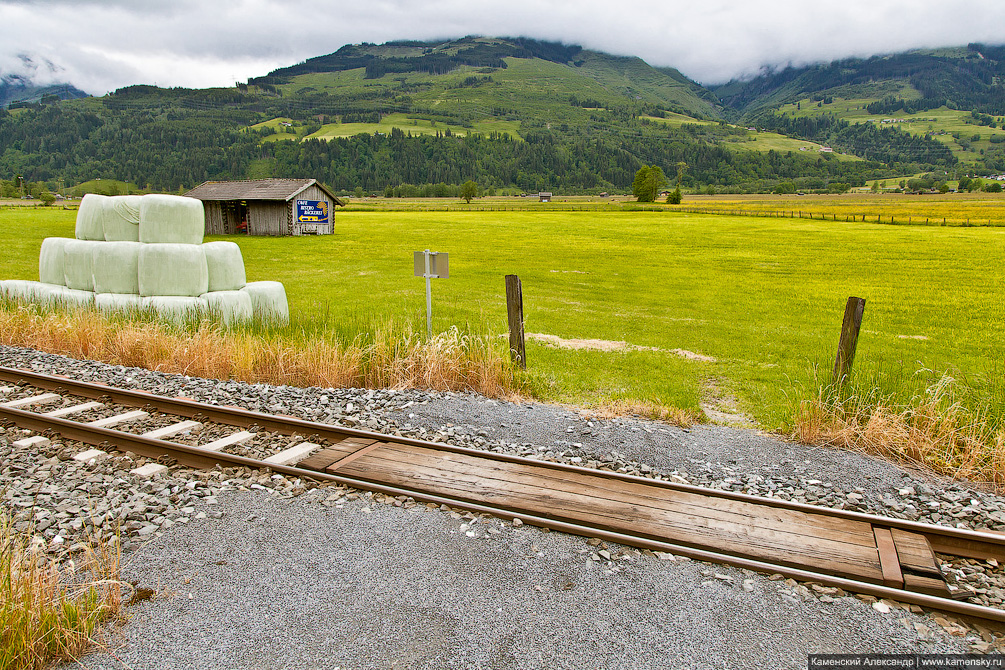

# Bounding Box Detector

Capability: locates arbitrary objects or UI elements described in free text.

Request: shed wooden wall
[248,202,288,236]
[203,203,225,235]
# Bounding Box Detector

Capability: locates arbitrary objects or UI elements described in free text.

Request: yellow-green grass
[249,117,295,130]
[248,117,300,142]
[1,207,1002,435]
[676,193,1005,225]
[726,132,860,160]
[304,113,521,141]
[861,174,933,190]
[1,510,123,670]
[343,193,1005,225]
[641,113,715,127]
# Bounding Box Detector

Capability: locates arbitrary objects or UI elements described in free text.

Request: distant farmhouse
[185,179,345,236]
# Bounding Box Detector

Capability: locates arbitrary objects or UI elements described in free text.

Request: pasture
[0,205,1001,433]
[777,95,1005,162]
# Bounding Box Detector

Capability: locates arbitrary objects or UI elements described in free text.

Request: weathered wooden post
[833,296,866,384]
[505,275,526,369]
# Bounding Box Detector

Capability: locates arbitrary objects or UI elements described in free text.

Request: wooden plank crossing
[268,433,953,594]
[294,438,950,588]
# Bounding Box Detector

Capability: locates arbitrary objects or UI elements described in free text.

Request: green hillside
[713,43,1005,174]
[1,37,996,195]
[254,36,721,121]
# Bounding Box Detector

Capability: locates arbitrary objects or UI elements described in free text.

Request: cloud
[1,0,1003,93]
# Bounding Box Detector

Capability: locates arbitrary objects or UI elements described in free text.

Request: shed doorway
[223,201,249,235]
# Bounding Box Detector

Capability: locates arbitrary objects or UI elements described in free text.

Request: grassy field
[250,114,523,142]
[671,193,1005,226]
[341,192,1005,227]
[68,179,142,197]
[308,114,522,141]
[1,206,1002,437]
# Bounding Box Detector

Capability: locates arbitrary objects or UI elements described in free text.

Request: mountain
[710,44,1005,174]
[3,37,999,195]
[714,44,1005,118]
[0,74,87,108]
[248,36,722,121]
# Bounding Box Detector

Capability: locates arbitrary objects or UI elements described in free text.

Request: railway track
[3,365,1005,625]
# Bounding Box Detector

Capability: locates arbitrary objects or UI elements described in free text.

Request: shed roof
[185,179,345,206]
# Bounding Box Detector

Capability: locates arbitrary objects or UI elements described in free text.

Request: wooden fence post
[505,275,526,369]
[833,296,866,384]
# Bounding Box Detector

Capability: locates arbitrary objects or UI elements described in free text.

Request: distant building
[538,192,553,203]
[185,178,346,236]
[819,146,834,153]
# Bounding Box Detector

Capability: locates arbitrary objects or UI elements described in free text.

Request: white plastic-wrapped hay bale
[202,241,247,292]
[138,243,208,297]
[201,290,252,326]
[39,237,71,286]
[47,287,95,309]
[75,194,108,241]
[240,281,289,324]
[142,296,208,323]
[0,280,59,304]
[92,241,141,295]
[63,240,99,291]
[103,195,142,242]
[95,293,145,314]
[139,194,205,245]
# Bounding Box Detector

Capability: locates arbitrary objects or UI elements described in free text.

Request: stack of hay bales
[0,193,289,325]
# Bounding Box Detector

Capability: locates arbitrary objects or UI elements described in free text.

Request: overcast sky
[2,0,1003,94]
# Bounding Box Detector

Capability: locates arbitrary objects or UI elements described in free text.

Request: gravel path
[70,490,975,670]
[1,344,1004,667]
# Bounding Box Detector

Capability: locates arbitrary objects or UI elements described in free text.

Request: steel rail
[3,403,1005,625]
[4,367,1005,624]
[3,365,1004,561]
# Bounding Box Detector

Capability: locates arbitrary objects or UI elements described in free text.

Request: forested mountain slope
[3,37,997,195]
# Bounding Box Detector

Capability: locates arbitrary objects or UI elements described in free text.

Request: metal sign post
[413,250,448,339]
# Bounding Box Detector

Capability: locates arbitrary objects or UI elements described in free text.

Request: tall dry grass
[0,302,524,398]
[0,511,124,669]
[794,374,1005,487]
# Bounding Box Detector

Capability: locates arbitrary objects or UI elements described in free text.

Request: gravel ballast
[1,344,1004,667]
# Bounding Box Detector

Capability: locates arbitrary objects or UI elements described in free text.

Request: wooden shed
[185,178,346,236]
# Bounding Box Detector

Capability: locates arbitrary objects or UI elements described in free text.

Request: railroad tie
[142,420,203,440]
[87,410,149,428]
[264,442,323,466]
[198,430,255,452]
[73,449,110,464]
[13,435,51,449]
[2,392,62,408]
[43,401,105,418]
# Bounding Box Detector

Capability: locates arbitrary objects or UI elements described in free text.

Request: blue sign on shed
[296,199,329,224]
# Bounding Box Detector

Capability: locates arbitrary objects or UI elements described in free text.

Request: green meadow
[777,92,1005,163]
[1,207,1002,428]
